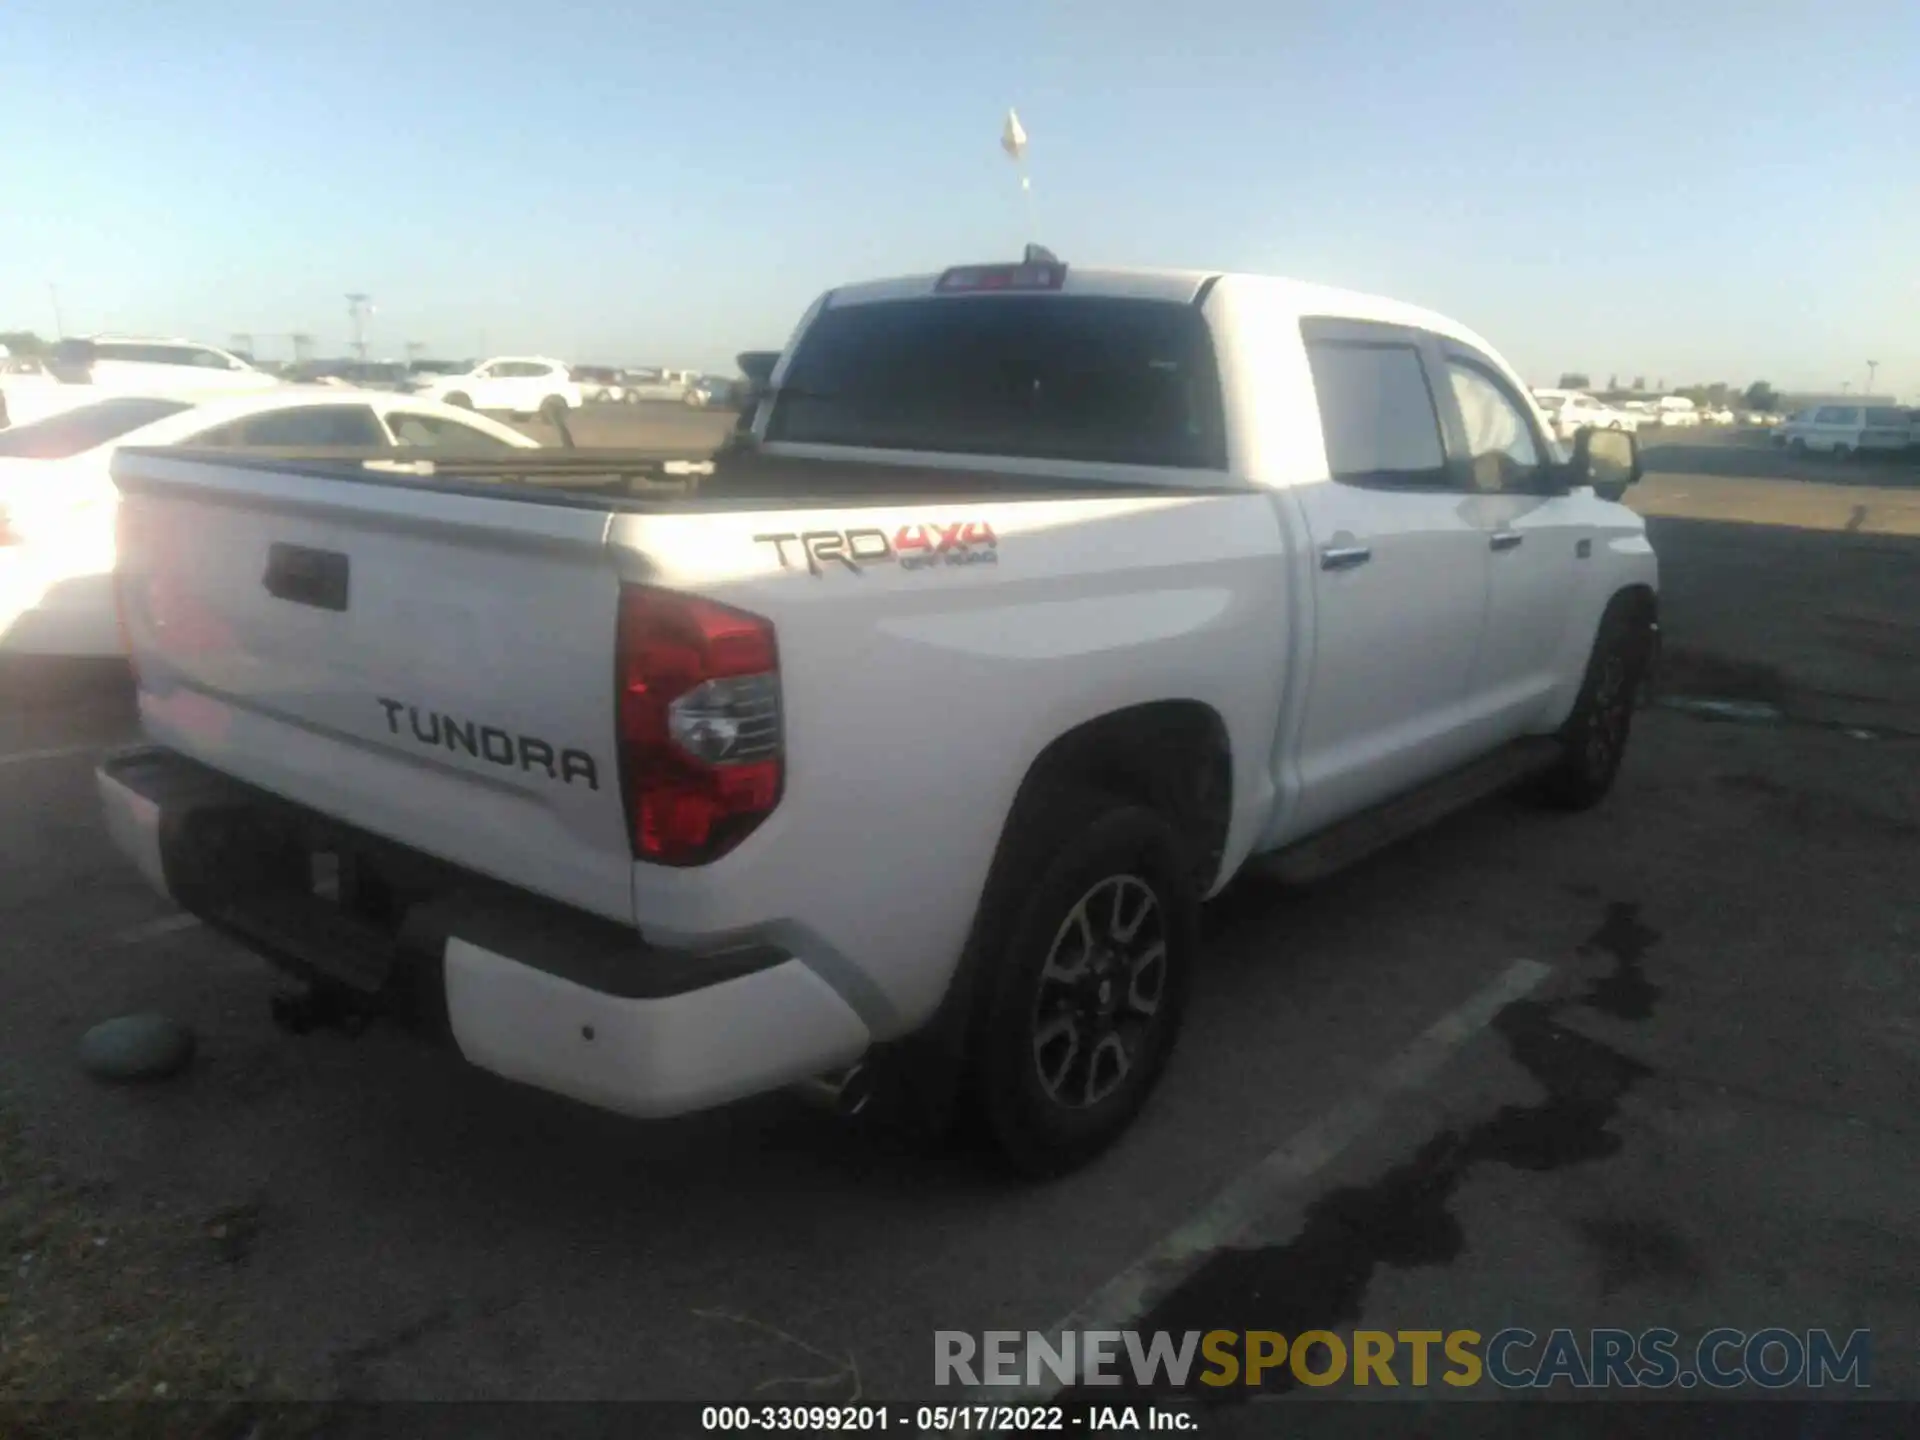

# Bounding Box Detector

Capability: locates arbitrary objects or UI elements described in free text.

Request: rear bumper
[96,747,871,1119]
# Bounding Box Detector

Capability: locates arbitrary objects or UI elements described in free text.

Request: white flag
[1001,108,1028,162]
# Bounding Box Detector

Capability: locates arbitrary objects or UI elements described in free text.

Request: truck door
[1434,345,1591,744]
[1279,320,1493,842]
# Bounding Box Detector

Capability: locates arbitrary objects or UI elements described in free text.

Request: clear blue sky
[4,0,1915,394]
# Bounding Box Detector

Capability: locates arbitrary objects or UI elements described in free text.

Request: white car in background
[1,389,535,658]
[0,355,91,428]
[1654,397,1700,428]
[407,357,583,418]
[49,336,283,401]
[1532,390,1640,438]
[620,368,696,402]
[570,366,627,404]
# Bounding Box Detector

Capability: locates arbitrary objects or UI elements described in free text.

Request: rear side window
[768,296,1228,469]
[0,398,193,459]
[1303,341,1449,487]
[1865,407,1904,426]
[384,412,517,451]
[237,406,386,446]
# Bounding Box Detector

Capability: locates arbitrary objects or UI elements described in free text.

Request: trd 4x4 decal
[754,522,998,576]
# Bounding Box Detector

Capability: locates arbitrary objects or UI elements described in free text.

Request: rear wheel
[539,395,570,424]
[1535,601,1650,811]
[1788,437,1807,454]
[968,789,1198,1178]
[444,392,473,410]
[1833,443,1853,460]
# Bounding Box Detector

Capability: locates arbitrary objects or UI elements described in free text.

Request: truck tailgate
[112,451,635,922]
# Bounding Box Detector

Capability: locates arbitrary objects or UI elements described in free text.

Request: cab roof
[823,264,1506,362]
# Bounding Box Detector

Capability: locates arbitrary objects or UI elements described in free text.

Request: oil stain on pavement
[1085,902,1662,1403]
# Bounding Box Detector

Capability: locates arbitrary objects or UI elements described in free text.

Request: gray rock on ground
[78,1014,197,1083]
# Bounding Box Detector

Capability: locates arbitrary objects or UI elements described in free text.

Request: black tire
[1535,601,1650,811]
[444,392,473,410]
[539,395,569,423]
[968,788,1198,1178]
[1833,443,1852,461]
[1789,437,1807,454]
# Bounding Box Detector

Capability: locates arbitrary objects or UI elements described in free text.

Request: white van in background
[49,336,282,401]
[1773,405,1912,458]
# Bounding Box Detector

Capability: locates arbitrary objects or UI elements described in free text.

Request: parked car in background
[1619,400,1662,427]
[289,360,411,391]
[683,375,742,409]
[0,355,90,428]
[407,357,582,418]
[408,359,473,380]
[1533,390,1640,438]
[1654,397,1699,428]
[1,389,535,658]
[47,336,283,401]
[621,368,696,402]
[1772,405,1911,458]
[1703,408,1736,426]
[572,366,627,404]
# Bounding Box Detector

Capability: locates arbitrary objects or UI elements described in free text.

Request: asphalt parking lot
[1,423,1916,1423]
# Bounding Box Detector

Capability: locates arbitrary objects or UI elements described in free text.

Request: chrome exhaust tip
[792,1061,872,1117]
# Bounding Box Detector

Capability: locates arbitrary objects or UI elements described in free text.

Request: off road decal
[753,523,999,577]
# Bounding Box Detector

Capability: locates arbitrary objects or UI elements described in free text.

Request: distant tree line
[1555,371,1782,412]
[0,331,51,357]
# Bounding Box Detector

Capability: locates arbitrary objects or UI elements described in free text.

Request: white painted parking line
[110,914,202,945]
[0,742,101,768]
[986,957,1553,1402]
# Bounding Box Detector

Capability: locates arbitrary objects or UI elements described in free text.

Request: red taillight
[616,585,782,866]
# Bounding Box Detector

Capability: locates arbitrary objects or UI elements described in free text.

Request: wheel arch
[888,700,1233,1115]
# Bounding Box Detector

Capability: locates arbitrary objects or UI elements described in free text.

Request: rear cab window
[1300,325,1450,487]
[765,294,1228,471]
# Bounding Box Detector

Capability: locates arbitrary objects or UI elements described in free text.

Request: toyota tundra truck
[98,255,1659,1176]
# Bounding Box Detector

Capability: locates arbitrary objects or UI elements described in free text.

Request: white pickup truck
[99,257,1659,1176]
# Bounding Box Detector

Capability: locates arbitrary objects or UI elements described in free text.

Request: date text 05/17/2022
[700,1404,1193,1432]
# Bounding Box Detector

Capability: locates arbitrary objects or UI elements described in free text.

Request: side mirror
[1571,426,1641,502]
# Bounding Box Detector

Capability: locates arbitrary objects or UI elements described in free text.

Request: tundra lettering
[376,697,599,790]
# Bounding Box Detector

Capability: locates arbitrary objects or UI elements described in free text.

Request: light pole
[1865,361,1878,397]
[346,293,374,363]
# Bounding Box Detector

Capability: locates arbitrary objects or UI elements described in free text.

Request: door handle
[1319,544,1372,571]
[1489,530,1524,552]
